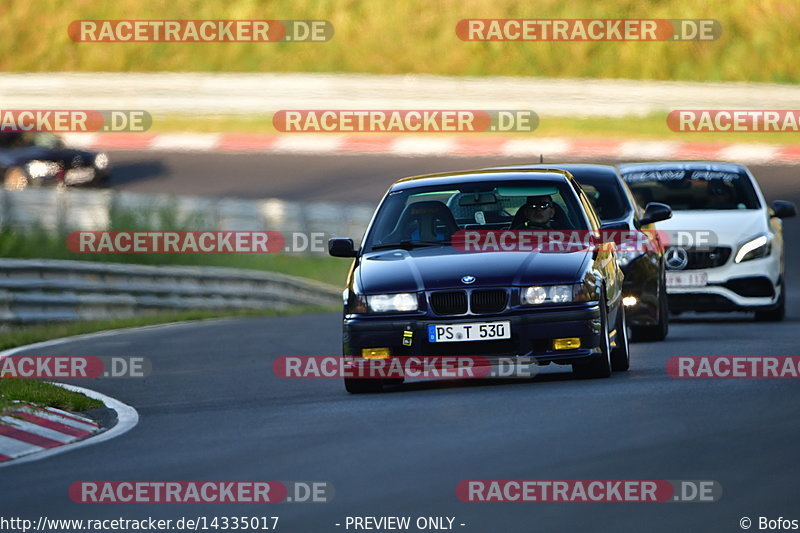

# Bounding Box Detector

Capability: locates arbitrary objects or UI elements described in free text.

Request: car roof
[618,161,747,174]
[389,169,573,191]
[491,163,621,182]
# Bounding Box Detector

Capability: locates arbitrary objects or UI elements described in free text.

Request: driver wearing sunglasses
[511,195,557,229]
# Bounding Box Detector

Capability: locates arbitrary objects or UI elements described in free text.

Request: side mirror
[640,202,672,225]
[771,200,797,219]
[328,238,358,258]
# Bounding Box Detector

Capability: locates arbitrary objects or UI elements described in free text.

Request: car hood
[0,146,95,166]
[357,247,589,293]
[655,210,768,248]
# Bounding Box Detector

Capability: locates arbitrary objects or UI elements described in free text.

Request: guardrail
[0,188,374,250]
[0,258,342,324]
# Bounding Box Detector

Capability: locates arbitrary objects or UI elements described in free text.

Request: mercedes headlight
[734,234,771,263]
[94,152,109,170]
[366,293,418,313]
[25,160,60,178]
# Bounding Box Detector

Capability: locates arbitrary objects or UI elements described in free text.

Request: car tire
[383,377,405,387]
[631,275,669,342]
[3,167,29,191]
[573,292,612,379]
[344,377,384,394]
[755,283,786,322]
[611,303,630,372]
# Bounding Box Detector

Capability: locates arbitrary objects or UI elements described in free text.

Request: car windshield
[621,169,760,210]
[575,179,629,221]
[0,132,61,149]
[363,179,588,251]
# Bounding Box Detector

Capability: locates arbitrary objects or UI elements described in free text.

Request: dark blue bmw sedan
[329,169,629,393]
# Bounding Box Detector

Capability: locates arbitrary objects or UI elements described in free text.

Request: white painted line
[0,317,248,467]
[390,137,458,155]
[0,416,75,443]
[14,406,98,431]
[501,138,572,157]
[61,133,99,149]
[617,141,682,159]
[717,144,780,164]
[271,135,343,153]
[0,434,44,458]
[150,133,220,151]
[60,131,800,165]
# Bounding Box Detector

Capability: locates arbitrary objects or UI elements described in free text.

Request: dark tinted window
[621,169,760,210]
[577,179,630,220]
[364,180,589,250]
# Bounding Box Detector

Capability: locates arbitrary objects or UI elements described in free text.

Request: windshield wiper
[371,240,451,251]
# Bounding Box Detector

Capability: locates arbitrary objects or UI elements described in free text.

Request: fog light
[362,348,391,359]
[553,338,581,350]
[622,296,638,307]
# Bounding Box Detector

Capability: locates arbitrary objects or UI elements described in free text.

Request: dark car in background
[0,132,110,190]
[494,164,673,341]
[329,169,629,393]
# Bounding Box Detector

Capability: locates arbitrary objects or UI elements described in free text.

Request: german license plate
[428,321,511,343]
[666,271,708,288]
[65,168,95,185]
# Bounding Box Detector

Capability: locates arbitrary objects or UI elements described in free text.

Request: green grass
[0,379,103,413]
[1,0,798,83]
[152,112,800,146]
[0,201,353,285]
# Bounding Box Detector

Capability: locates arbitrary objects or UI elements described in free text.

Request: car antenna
[539,154,543,163]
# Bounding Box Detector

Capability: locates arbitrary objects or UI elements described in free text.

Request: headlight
[94,152,109,170]
[345,291,367,313]
[25,160,60,178]
[366,293,418,313]
[734,234,771,263]
[521,283,596,305]
[616,241,645,268]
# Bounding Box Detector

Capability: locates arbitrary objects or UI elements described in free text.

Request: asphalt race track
[1,152,799,532]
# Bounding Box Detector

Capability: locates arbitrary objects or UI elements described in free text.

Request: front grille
[723,277,775,298]
[430,291,467,315]
[668,293,736,312]
[470,289,508,314]
[685,247,731,269]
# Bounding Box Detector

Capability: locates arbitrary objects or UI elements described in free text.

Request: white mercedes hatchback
[619,162,796,321]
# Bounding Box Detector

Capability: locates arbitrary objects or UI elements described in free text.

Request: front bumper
[343,304,603,367]
[667,254,782,312]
